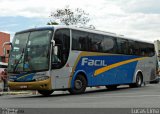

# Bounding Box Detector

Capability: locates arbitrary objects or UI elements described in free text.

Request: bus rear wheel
[38,90,54,96]
[69,74,87,94]
[130,73,143,88]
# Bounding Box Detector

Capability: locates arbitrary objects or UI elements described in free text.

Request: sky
[0,0,160,42]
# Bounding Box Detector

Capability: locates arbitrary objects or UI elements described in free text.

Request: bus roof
[15,25,153,44]
[16,26,54,34]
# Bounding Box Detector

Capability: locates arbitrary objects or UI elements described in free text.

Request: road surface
[0,84,160,108]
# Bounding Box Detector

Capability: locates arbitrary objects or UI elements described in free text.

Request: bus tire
[106,85,118,90]
[69,74,87,94]
[130,73,143,88]
[38,90,54,96]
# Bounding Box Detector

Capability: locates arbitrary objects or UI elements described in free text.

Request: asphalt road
[0,83,160,108]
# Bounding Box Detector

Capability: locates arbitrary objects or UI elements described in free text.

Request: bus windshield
[8,30,53,73]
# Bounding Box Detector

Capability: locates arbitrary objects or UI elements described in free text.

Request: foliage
[47,21,59,25]
[48,6,90,26]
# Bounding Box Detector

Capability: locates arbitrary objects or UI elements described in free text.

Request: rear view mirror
[53,46,58,56]
[51,40,55,46]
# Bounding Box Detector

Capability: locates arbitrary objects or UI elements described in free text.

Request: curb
[0,91,32,95]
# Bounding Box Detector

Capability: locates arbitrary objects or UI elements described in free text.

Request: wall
[0,32,10,63]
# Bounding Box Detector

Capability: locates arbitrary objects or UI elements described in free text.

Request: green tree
[47,6,90,26]
[47,21,59,25]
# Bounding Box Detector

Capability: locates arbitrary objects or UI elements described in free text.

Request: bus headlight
[35,76,49,81]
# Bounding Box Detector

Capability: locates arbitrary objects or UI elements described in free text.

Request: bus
[6,25,157,96]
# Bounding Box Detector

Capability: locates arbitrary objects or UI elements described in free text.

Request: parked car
[0,62,8,92]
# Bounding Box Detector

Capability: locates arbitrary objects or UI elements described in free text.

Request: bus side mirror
[51,40,58,55]
[51,40,55,46]
[53,46,58,56]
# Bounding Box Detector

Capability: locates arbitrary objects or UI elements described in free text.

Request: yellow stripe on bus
[94,57,146,76]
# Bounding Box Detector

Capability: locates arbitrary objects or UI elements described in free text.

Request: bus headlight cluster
[35,76,49,81]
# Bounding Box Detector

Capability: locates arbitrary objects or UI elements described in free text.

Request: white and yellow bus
[6,25,158,96]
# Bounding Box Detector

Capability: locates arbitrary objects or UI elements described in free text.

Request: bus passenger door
[51,29,70,89]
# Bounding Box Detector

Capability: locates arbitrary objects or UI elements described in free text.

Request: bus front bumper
[8,78,52,90]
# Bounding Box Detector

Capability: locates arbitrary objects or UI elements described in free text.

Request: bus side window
[101,36,116,53]
[72,30,89,51]
[128,40,135,55]
[117,38,129,55]
[147,44,155,57]
[89,33,103,52]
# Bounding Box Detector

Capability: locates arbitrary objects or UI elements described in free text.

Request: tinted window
[101,35,117,53]
[72,30,117,53]
[133,42,155,57]
[147,43,155,57]
[117,38,129,54]
[88,33,103,52]
[72,30,89,51]
[139,42,148,56]
[52,29,70,69]
[128,40,136,55]
[72,30,155,57]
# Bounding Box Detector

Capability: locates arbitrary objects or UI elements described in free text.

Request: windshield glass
[8,30,52,73]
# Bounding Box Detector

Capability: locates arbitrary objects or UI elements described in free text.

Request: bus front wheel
[38,90,54,96]
[69,74,87,94]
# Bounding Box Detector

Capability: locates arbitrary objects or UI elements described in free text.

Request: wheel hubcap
[75,80,83,89]
[137,76,141,85]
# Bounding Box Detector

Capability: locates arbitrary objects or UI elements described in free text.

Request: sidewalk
[0,87,105,96]
[0,91,35,96]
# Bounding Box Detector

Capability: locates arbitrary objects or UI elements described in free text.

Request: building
[154,40,160,61]
[0,32,10,63]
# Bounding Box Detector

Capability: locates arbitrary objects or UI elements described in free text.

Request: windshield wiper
[13,48,24,72]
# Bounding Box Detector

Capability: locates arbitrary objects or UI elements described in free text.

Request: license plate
[19,86,28,89]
